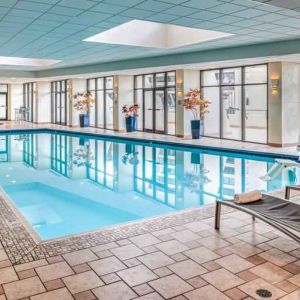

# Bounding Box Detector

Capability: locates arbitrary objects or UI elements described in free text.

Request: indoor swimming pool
[0,130,297,240]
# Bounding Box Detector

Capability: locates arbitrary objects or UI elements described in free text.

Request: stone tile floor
[0,191,299,299]
[0,122,299,299]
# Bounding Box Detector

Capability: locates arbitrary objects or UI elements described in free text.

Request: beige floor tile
[183,221,211,233]
[168,259,207,279]
[198,236,230,250]
[138,251,175,269]
[202,268,245,291]
[30,287,73,300]
[171,230,200,243]
[236,232,269,245]
[62,270,103,294]
[89,256,126,276]
[3,276,45,300]
[288,273,300,287]
[228,242,263,258]
[267,238,300,253]
[90,242,118,253]
[133,283,154,296]
[250,262,292,284]
[149,274,193,299]
[216,254,254,273]
[111,244,145,260]
[63,249,98,266]
[0,267,18,285]
[184,247,220,264]
[92,281,137,300]
[259,249,297,267]
[280,289,300,300]
[14,260,48,272]
[0,249,8,262]
[135,292,164,299]
[155,240,189,255]
[35,262,73,282]
[239,278,286,300]
[117,265,158,286]
[129,234,160,248]
[185,284,231,300]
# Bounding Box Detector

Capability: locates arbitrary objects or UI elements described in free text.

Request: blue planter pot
[191,120,204,139]
[125,116,137,132]
[79,114,89,128]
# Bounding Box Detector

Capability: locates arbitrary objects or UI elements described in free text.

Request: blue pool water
[0,131,298,240]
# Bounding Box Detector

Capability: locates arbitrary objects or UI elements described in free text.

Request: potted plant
[183,89,210,139]
[121,104,139,132]
[73,91,95,128]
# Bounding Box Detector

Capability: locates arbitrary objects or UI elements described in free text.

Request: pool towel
[234,190,262,204]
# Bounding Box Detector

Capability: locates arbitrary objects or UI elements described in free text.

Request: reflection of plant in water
[184,164,210,193]
[122,151,139,166]
[73,145,94,167]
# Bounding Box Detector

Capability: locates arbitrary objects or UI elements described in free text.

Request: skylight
[84,20,233,49]
[0,56,61,67]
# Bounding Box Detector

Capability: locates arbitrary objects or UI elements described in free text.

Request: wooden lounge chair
[215,192,300,243]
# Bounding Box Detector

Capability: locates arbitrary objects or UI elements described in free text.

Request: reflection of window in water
[133,146,176,207]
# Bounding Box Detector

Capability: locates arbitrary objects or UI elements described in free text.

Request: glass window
[105,77,113,90]
[135,76,143,89]
[144,74,153,88]
[97,78,104,89]
[203,87,220,138]
[97,90,104,128]
[167,72,176,86]
[221,68,241,85]
[105,91,114,130]
[155,73,165,87]
[244,85,268,143]
[88,79,96,91]
[0,84,7,92]
[167,88,176,135]
[222,86,242,140]
[135,89,143,131]
[244,65,267,84]
[202,70,220,86]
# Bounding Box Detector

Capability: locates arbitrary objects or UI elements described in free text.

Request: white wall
[10,84,23,121]
[37,81,51,123]
[282,62,300,145]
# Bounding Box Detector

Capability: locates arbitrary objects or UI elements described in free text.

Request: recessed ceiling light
[84,20,233,49]
[0,56,61,67]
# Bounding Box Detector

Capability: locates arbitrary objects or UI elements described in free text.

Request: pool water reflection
[0,132,297,240]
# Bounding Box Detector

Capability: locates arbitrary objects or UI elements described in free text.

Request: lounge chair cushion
[223,194,300,232]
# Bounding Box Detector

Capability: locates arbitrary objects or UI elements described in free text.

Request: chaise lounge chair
[215,187,300,243]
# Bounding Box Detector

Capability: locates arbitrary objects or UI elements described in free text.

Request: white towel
[234,190,262,204]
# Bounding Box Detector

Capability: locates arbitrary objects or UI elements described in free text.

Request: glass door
[144,90,153,132]
[155,90,165,133]
[221,86,242,140]
[0,94,7,120]
[244,85,268,143]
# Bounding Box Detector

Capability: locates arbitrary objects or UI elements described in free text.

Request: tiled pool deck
[0,122,299,300]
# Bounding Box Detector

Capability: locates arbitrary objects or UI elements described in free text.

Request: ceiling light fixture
[84,20,233,49]
[0,56,61,67]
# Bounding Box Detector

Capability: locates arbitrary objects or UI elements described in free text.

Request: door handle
[147,108,152,111]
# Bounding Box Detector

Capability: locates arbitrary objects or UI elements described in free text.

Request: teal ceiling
[0,0,300,71]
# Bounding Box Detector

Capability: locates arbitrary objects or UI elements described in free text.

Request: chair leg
[285,187,291,200]
[215,202,221,230]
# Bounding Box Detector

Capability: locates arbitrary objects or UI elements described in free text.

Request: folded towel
[234,190,262,204]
